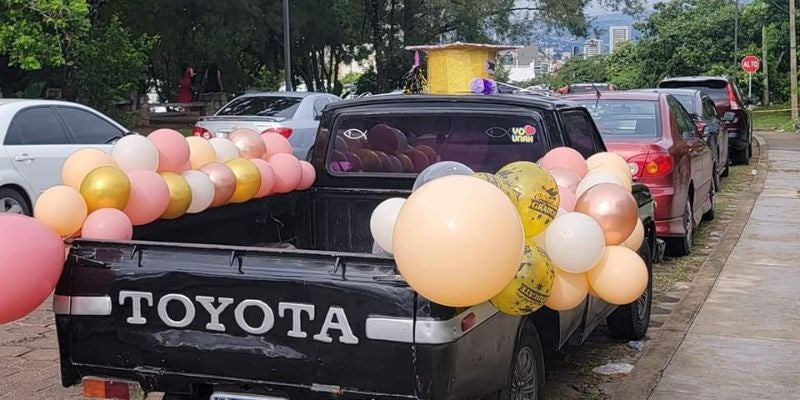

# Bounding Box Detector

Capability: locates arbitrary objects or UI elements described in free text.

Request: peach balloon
[549,167,581,194]
[199,163,236,207]
[545,270,589,311]
[594,164,633,192]
[229,128,267,159]
[148,129,191,172]
[587,152,632,180]
[623,219,645,251]
[261,132,293,160]
[393,175,525,307]
[575,183,638,245]
[538,147,588,177]
[587,246,649,305]
[251,159,275,198]
[123,170,170,225]
[297,160,316,190]
[34,185,87,237]
[270,153,302,193]
[62,148,115,189]
[558,186,577,212]
[82,208,133,241]
[186,137,217,169]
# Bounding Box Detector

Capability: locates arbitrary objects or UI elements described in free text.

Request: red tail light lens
[82,376,144,399]
[262,127,293,138]
[727,84,740,110]
[628,153,674,178]
[461,312,477,332]
[192,126,211,139]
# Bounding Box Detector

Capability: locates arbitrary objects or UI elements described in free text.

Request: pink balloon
[270,153,302,193]
[82,209,133,241]
[251,158,276,198]
[124,170,170,225]
[297,160,316,190]
[549,167,582,194]
[559,186,577,212]
[0,214,64,323]
[539,147,588,178]
[261,132,294,160]
[148,129,191,172]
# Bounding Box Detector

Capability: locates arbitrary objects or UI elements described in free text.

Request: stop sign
[741,55,760,74]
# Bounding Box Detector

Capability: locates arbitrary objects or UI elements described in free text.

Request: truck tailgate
[55,240,416,398]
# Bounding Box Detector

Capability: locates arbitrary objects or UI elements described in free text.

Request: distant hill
[529,11,650,55]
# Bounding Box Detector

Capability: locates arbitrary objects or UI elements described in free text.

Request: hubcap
[0,197,24,214]
[511,346,537,400]
[684,200,693,245]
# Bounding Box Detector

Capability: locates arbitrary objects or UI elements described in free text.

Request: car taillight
[727,84,740,110]
[628,153,674,178]
[262,127,293,138]
[192,126,211,139]
[82,376,145,400]
[461,312,477,332]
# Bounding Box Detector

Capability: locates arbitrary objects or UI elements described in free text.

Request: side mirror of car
[722,112,736,122]
[314,110,323,121]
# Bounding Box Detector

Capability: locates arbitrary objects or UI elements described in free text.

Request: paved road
[650,132,800,400]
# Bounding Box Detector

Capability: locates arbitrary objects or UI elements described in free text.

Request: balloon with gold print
[159,172,192,219]
[225,158,262,203]
[491,243,556,316]
[497,161,560,238]
[471,172,517,203]
[80,166,131,212]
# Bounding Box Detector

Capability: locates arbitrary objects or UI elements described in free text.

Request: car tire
[0,187,31,216]
[703,180,716,222]
[607,241,653,340]
[665,198,693,257]
[712,164,721,192]
[731,143,751,165]
[721,163,730,177]
[498,324,545,400]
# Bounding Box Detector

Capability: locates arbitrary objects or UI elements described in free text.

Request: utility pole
[734,0,739,66]
[791,0,798,121]
[283,0,293,92]
[763,26,770,106]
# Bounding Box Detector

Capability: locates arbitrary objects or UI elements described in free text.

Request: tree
[547,56,609,88]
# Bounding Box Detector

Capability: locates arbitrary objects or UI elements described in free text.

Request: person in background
[201,63,224,94]
[178,64,195,103]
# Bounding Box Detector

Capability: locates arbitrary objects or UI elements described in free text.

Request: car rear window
[576,99,661,138]
[659,80,728,102]
[217,96,301,117]
[328,112,548,174]
[672,95,696,113]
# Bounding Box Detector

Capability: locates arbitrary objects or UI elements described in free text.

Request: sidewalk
[650,133,800,400]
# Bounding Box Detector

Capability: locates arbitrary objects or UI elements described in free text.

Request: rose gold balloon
[549,167,581,194]
[199,162,236,207]
[574,183,638,245]
[228,129,267,159]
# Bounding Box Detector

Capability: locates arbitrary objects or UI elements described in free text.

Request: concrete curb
[610,135,769,400]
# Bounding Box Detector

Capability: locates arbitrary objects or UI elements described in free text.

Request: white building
[608,26,632,53]
[583,39,603,59]
[503,45,540,82]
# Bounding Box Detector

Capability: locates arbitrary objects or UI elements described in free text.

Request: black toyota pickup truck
[54,94,658,400]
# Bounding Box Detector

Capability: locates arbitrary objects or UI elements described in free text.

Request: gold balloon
[575,183,638,245]
[160,172,192,219]
[225,158,261,203]
[491,243,556,316]
[472,172,517,203]
[497,161,560,238]
[80,166,131,212]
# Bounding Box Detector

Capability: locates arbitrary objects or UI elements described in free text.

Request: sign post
[741,55,760,98]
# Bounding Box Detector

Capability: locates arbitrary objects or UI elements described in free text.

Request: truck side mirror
[722,112,735,122]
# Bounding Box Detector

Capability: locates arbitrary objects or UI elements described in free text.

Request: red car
[565,92,715,256]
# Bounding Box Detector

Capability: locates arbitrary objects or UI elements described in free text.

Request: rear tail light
[628,152,674,178]
[262,127,293,138]
[460,312,477,332]
[82,377,145,400]
[727,84,740,110]
[192,126,212,139]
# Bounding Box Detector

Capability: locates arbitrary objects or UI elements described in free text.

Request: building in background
[583,39,603,58]
[503,45,541,82]
[608,25,632,53]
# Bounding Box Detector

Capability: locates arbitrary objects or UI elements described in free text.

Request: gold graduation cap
[405,42,521,94]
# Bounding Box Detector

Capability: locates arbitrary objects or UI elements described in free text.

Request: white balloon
[412,161,474,191]
[371,241,393,257]
[544,212,606,273]
[182,170,215,213]
[576,171,624,198]
[112,134,159,172]
[209,138,240,163]
[370,198,406,254]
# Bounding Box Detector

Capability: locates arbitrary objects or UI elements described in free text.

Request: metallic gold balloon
[80,166,131,212]
[159,172,192,219]
[199,163,237,207]
[228,129,267,159]
[225,158,261,203]
[472,172,517,203]
[491,243,556,316]
[574,182,638,245]
[497,161,560,238]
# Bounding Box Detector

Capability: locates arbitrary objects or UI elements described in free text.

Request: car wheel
[712,164,721,192]
[731,147,749,165]
[607,241,653,340]
[666,198,693,257]
[721,163,730,177]
[498,324,545,400]
[0,187,31,216]
[703,180,716,222]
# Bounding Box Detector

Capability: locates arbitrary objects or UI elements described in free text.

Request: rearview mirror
[722,112,735,122]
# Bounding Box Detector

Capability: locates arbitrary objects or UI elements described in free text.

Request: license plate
[728,131,738,138]
[211,392,286,400]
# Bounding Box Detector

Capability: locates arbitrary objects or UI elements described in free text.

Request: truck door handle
[13,154,35,162]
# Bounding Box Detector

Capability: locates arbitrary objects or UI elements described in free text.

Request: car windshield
[576,99,661,138]
[217,96,302,117]
[328,112,547,174]
[660,80,728,102]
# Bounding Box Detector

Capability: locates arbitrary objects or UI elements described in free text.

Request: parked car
[192,92,341,160]
[635,88,733,188]
[55,94,658,400]
[565,91,715,256]
[658,76,754,165]
[0,99,126,215]
[560,83,615,94]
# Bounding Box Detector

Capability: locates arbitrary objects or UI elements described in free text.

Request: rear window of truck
[328,112,547,174]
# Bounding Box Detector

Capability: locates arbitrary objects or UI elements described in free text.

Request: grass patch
[753,104,794,131]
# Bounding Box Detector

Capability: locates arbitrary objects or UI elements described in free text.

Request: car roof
[562,91,663,101]
[326,93,579,112]
[660,76,729,83]
[0,99,111,109]
[235,91,334,99]
[634,88,702,97]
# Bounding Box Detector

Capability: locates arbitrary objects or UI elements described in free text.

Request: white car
[0,99,127,215]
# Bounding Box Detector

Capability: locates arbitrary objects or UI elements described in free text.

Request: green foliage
[340,72,362,86]
[248,66,284,92]
[548,56,610,89]
[0,0,90,70]
[356,68,379,94]
[494,62,511,83]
